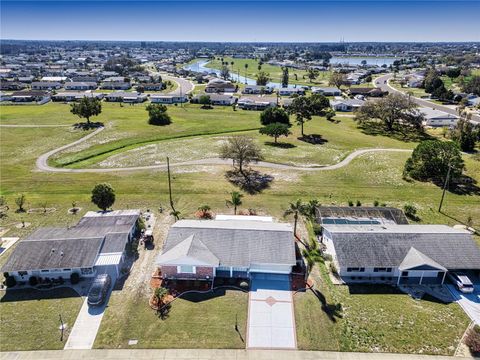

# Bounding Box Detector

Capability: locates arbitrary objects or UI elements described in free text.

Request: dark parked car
[87,274,112,306]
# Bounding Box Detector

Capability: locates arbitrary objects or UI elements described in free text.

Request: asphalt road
[374,74,480,125]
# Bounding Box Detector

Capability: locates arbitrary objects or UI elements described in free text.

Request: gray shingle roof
[398,247,447,271]
[157,234,220,266]
[157,220,296,268]
[1,238,103,272]
[327,225,480,270]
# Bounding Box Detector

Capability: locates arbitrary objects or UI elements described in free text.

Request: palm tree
[170,209,181,221]
[284,199,306,237]
[305,199,320,220]
[244,63,248,84]
[197,205,212,219]
[226,191,243,215]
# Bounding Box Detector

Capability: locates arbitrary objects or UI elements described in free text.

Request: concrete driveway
[247,273,296,349]
[447,283,480,325]
[64,268,117,349]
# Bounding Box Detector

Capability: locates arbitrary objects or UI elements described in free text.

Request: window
[63,269,71,272]
[347,267,365,272]
[402,271,409,277]
[41,269,49,273]
[18,271,28,276]
[374,267,392,273]
[178,265,195,274]
[81,267,93,275]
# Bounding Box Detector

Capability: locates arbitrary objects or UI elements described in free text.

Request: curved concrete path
[36,126,411,173]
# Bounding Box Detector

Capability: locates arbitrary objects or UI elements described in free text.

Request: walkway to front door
[247,273,296,349]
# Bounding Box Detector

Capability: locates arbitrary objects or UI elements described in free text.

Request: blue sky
[1,1,479,42]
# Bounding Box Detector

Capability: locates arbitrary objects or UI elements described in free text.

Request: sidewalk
[0,349,474,360]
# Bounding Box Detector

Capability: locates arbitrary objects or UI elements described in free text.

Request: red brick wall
[162,265,214,279]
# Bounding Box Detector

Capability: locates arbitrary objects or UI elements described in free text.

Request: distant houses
[419,107,459,127]
[150,94,188,104]
[104,91,147,103]
[205,78,236,93]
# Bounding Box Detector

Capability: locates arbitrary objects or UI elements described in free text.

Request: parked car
[447,272,474,293]
[87,274,112,306]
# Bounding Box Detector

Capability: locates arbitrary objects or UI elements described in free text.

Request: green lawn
[204,57,330,86]
[294,260,470,355]
[94,290,248,349]
[0,288,83,351]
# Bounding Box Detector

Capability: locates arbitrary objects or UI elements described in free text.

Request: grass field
[294,262,470,355]
[94,290,248,349]
[0,288,83,351]
[205,57,330,86]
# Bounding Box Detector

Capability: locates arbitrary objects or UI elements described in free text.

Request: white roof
[419,107,459,120]
[215,215,273,222]
[83,209,140,218]
[172,219,292,232]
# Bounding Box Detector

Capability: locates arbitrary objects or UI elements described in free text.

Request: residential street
[374,74,480,125]
[0,349,474,360]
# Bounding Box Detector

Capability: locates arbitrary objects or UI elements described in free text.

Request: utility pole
[166,157,176,213]
[438,162,452,213]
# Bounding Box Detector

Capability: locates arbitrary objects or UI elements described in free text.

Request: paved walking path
[35,126,411,173]
[0,349,473,360]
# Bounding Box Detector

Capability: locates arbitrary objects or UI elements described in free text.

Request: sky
[1,1,479,42]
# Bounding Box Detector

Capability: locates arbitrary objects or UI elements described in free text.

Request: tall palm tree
[244,63,248,84]
[226,191,243,215]
[284,199,306,237]
[170,209,181,221]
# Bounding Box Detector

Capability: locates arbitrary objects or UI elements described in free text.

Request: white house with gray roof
[156,217,296,281]
[1,210,140,283]
[322,224,480,285]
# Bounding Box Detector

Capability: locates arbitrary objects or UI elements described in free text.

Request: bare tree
[220,136,263,175]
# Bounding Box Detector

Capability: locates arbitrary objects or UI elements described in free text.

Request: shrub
[29,276,38,286]
[348,200,354,206]
[312,223,323,236]
[70,272,80,284]
[373,200,379,207]
[146,103,171,126]
[5,276,16,287]
[356,200,362,207]
[465,325,480,355]
[403,203,417,218]
[239,281,249,289]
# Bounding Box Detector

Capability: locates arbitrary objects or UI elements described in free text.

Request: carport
[247,273,296,349]
[94,253,123,278]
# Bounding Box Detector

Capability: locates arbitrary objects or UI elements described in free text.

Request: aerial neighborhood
[0,10,480,360]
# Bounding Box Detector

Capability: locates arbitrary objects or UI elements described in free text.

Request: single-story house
[205,78,236,93]
[40,76,67,82]
[103,76,126,83]
[1,210,140,282]
[0,81,26,91]
[243,85,273,95]
[150,94,188,104]
[31,81,62,90]
[101,82,131,90]
[191,93,236,106]
[104,92,147,103]
[312,87,342,96]
[64,82,98,90]
[52,92,104,102]
[11,90,49,102]
[330,98,365,112]
[321,224,480,284]
[278,87,305,96]
[156,217,296,281]
[140,83,164,91]
[238,96,277,110]
[348,87,385,97]
[419,107,459,127]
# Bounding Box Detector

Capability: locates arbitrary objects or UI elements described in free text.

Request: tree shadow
[309,288,343,323]
[225,169,274,195]
[264,141,296,149]
[358,121,432,142]
[297,134,328,145]
[73,122,104,130]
